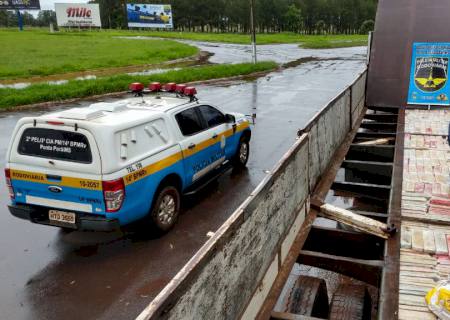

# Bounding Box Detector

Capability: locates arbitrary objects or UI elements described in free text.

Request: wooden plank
[313,201,389,239]
[401,227,412,249]
[423,230,436,254]
[412,230,424,252]
[399,294,428,306]
[400,249,435,260]
[399,270,438,278]
[400,265,436,273]
[399,283,431,293]
[399,304,431,312]
[400,277,436,287]
[434,232,448,255]
[402,213,450,226]
[398,309,436,320]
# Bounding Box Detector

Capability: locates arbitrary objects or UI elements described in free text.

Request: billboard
[127,4,173,29]
[55,3,101,27]
[407,42,450,106]
[0,0,40,10]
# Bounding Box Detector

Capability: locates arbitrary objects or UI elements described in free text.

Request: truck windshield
[18,128,92,163]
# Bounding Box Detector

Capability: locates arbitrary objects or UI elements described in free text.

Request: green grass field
[0,28,366,81]
[0,61,277,109]
[105,30,368,48]
[0,29,198,80]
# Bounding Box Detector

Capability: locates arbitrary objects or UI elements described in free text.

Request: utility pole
[250,0,257,63]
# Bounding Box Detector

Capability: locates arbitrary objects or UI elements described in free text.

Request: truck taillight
[102,178,125,213]
[4,168,14,199]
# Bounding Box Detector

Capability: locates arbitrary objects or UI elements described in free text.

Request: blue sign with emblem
[408,42,450,106]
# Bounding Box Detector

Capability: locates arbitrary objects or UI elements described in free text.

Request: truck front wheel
[233,136,250,169]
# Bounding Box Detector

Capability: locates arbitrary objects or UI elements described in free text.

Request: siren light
[175,84,187,94]
[149,82,162,92]
[184,87,197,96]
[129,82,144,93]
[164,83,177,92]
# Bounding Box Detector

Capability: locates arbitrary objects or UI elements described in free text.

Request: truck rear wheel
[329,284,372,320]
[150,185,180,232]
[286,275,329,318]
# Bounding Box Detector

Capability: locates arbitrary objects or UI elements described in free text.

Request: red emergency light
[129,82,144,93]
[175,84,187,94]
[184,87,197,97]
[149,82,161,92]
[164,83,177,92]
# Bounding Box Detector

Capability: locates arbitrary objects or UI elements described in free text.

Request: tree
[36,10,56,27]
[284,4,302,33]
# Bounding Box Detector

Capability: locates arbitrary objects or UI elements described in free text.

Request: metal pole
[17,10,23,31]
[250,0,257,63]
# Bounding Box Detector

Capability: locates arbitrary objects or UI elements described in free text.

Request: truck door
[197,104,229,160]
[175,106,223,185]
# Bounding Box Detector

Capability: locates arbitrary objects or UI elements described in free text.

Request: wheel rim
[239,142,248,163]
[157,194,176,226]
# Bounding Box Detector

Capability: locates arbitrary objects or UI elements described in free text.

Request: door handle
[212,133,218,139]
[46,174,62,182]
[188,143,196,149]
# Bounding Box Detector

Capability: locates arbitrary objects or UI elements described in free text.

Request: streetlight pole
[250,0,257,63]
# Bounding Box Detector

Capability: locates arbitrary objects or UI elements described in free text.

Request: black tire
[329,284,372,320]
[233,135,250,169]
[150,185,180,232]
[286,276,329,318]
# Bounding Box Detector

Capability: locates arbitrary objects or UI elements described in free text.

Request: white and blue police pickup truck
[4,82,251,232]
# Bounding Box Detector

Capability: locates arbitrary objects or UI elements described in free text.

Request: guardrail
[137,68,368,320]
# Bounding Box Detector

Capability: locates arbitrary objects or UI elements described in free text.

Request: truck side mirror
[225,114,236,123]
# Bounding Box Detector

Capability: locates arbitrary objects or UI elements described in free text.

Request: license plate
[49,210,76,225]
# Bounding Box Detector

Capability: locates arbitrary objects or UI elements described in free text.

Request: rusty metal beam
[347,144,395,162]
[342,160,393,176]
[356,131,396,139]
[364,114,398,123]
[331,181,391,200]
[303,226,385,260]
[366,106,399,114]
[377,108,404,320]
[360,122,397,131]
[298,250,383,286]
[352,210,388,221]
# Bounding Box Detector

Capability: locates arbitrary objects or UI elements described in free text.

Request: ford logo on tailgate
[48,186,62,193]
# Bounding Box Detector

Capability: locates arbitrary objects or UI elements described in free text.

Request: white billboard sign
[55,3,101,27]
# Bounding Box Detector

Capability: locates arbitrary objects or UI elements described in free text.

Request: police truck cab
[5,82,251,232]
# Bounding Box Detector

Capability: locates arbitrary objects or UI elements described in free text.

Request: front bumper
[8,204,120,232]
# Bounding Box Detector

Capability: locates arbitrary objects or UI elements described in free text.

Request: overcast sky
[40,0,89,10]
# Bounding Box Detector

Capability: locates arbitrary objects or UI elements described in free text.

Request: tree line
[0,10,56,27]
[93,0,376,34]
[0,0,377,34]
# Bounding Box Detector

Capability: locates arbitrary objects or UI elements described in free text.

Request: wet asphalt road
[0,44,366,320]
